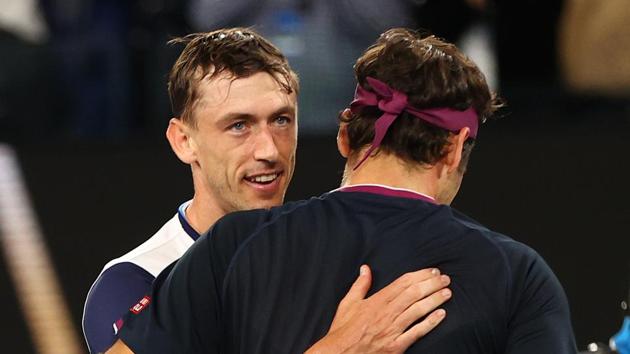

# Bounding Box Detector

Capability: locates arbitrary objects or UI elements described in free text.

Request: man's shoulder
[103,213,194,278]
[205,197,327,266]
[83,262,156,353]
[449,207,537,253]
[85,262,155,309]
[211,197,320,236]
[83,210,195,352]
[450,208,561,288]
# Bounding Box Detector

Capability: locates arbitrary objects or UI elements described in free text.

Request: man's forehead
[195,71,296,110]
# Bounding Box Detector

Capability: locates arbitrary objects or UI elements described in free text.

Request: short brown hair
[341,28,502,168]
[168,28,299,126]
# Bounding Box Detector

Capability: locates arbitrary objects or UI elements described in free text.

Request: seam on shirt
[102,214,192,276]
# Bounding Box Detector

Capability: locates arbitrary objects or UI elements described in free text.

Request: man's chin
[240,180,288,210]
[243,196,285,211]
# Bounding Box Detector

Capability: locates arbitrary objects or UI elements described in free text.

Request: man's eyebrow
[271,106,296,117]
[216,105,296,124]
[216,112,255,124]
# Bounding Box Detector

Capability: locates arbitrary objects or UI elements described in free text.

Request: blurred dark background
[1,0,629,353]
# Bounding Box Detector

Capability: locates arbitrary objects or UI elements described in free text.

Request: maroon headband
[349,77,479,169]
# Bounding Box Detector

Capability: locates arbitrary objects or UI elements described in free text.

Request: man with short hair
[112,28,577,353]
[84,28,449,354]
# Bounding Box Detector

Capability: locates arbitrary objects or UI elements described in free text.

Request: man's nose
[253,127,279,163]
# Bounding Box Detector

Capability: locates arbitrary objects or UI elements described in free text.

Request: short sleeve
[119,234,222,353]
[82,262,154,353]
[117,209,271,353]
[504,246,577,354]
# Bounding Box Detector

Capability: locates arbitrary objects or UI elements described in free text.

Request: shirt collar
[177,200,200,241]
[331,184,437,204]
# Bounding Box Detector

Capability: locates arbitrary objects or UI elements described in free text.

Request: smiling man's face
[186,70,298,215]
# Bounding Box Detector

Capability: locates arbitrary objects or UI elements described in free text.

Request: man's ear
[337,109,352,158]
[445,127,470,173]
[166,118,197,164]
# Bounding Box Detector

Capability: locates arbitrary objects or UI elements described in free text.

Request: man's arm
[107,265,450,354]
[504,247,577,354]
[83,263,154,353]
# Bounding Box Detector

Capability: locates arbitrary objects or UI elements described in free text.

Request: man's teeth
[249,174,278,183]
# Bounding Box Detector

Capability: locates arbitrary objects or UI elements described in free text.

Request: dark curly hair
[341,28,503,169]
[168,28,299,126]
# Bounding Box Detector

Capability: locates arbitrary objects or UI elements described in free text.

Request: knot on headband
[349,77,479,170]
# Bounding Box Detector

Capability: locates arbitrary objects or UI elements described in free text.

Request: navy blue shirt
[120,186,577,353]
[83,203,199,353]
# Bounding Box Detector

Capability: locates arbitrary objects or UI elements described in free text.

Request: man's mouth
[244,172,281,185]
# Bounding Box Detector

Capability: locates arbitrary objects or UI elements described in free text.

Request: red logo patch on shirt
[130,295,151,314]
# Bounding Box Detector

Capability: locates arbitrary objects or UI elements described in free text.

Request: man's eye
[275,116,291,125]
[230,121,246,131]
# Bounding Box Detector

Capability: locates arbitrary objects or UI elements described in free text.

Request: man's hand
[104,339,134,354]
[305,265,451,354]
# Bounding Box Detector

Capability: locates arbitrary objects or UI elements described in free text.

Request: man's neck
[183,195,226,235]
[341,153,441,201]
[183,166,233,235]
